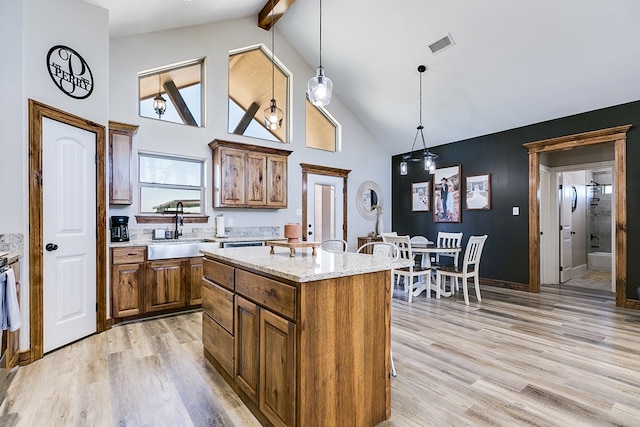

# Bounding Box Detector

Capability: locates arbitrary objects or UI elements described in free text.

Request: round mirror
[356,180,383,221]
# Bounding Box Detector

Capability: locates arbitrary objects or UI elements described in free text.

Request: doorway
[28,100,107,362]
[525,125,629,307]
[540,162,614,292]
[301,164,350,242]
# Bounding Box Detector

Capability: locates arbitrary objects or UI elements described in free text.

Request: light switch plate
[512,207,520,216]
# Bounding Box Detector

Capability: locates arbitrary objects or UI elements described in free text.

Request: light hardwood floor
[2,282,640,426]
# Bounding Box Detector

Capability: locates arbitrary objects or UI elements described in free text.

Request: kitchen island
[200,245,411,427]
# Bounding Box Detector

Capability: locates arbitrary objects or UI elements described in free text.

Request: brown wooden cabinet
[202,254,390,427]
[145,259,185,313]
[209,139,291,209]
[108,121,139,205]
[187,257,203,305]
[111,247,145,318]
[4,260,20,372]
[357,236,383,254]
[111,246,203,321]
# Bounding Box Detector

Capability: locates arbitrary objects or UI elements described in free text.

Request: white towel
[4,268,21,332]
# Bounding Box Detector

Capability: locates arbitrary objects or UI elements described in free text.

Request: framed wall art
[466,174,491,210]
[433,165,461,223]
[411,182,430,211]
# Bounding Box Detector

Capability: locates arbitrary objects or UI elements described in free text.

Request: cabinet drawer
[203,258,234,290]
[112,247,145,264]
[236,269,296,320]
[202,278,234,334]
[203,313,234,377]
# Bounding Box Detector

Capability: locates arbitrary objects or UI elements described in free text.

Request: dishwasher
[220,241,265,248]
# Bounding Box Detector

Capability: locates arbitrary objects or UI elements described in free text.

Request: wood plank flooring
[2,282,640,426]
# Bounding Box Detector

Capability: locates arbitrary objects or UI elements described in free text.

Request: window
[138,153,204,214]
[306,98,341,152]
[228,45,290,143]
[138,58,204,127]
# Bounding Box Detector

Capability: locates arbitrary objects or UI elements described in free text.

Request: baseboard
[480,277,529,292]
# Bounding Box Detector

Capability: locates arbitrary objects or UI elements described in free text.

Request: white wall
[108,16,393,249]
[1,0,109,350]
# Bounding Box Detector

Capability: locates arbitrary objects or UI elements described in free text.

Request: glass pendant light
[307,0,332,107]
[153,75,167,119]
[264,0,283,130]
[401,65,438,175]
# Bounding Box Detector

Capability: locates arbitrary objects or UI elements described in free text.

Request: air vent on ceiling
[429,33,455,55]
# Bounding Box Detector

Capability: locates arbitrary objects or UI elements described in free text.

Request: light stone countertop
[200,246,413,283]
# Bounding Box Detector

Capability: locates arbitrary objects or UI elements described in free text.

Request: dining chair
[319,239,348,252]
[357,241,399,376]
[435,235,488,304]
[382,235,431,303]
[434,231,464,292]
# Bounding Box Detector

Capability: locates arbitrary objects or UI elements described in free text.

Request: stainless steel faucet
[174,201,184,239]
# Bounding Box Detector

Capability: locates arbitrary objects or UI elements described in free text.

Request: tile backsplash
[127,226,282,241]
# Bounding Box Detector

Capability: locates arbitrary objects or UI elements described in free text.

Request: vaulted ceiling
[84,0,640,155]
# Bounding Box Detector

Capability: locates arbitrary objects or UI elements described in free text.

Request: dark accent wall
[391,100,640,298]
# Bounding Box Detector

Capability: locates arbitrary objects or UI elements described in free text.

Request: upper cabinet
[109,121,139,205]
[209,139,291,209]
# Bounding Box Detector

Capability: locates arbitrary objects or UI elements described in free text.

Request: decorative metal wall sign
[46,45,94,99]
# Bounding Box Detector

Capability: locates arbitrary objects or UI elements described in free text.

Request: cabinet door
[108,122,138,205]
[260,309,296,427]
[266,155,287,208]
[246,153,267,206]
[219,147,246,206]
[145,260,185,312]
[112,263,144,318]
[235,296,259,404]
[187,257,203,305]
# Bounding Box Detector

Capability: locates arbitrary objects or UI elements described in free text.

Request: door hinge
[559,266,563,272]
[559,184,563,190]
[95,154,98,164]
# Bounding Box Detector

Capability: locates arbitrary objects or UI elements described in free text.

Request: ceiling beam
[233,102,260,135]
[164,80,198,127]
[258,0,297,31]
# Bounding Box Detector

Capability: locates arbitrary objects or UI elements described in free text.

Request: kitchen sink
[147,241,219,260]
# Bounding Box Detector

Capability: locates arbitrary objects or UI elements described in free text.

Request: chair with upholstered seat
[319,239,348,252]
[435,235,488,304]
[357,241,400,376]
[382,235,431,303]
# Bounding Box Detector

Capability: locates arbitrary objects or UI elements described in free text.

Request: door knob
[45,243,58,251]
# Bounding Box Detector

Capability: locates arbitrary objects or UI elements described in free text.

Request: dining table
[410,242,462,298]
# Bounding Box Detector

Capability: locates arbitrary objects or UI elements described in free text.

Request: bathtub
[587,251,612,271]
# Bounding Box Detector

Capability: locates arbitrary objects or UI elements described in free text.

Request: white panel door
[42,118,97,353]
[306,174,344,243]
[559,173,573,283]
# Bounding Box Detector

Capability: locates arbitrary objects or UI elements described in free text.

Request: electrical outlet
[228,218,234,226]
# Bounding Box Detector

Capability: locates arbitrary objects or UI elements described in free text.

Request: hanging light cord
[270,0,275,100]
[319,0,323,67]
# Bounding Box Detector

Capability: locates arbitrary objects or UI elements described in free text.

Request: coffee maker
[110,216,130,242]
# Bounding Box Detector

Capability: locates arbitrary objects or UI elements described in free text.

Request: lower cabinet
[203,259,296,427]
[202,256,391,427]
[111,247,203,321]
[145,259,185,312]
[259,308,296,427]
